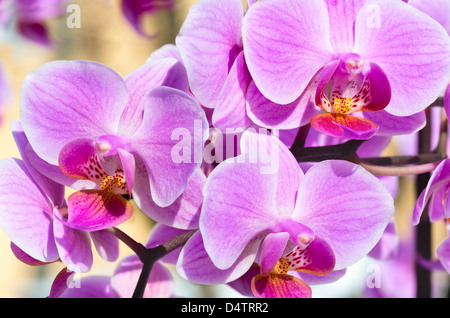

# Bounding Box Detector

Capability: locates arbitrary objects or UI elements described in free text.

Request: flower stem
[415,109,432,298]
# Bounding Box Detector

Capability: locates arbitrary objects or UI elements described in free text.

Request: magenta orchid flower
[0,121,119,273]
[413,159,450,225]
[56,254,174,298]
[19,58,208,232]
[176,130,395,297]
[121,0,176,37]
[242,0,450,138]
[0,0,67,46]
[176,0,254,132]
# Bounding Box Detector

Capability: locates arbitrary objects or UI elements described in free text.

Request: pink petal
[240,129,303,217]
[129,86,208,207]
[251,273,312,298]
[65,190,133,232]
[294,160,395,269]
[0,158,59,262]
[20,60,129,165]
[176,231,260,284]
[310,113,379,140]
[53,216,93,273]
[10,242,57,266]
[212,51,252,132]
[176,0,244,108]
[118,56,189,136]
[90,230,120,262]
[283,236,335,275]
[242,0,333,104]
[353,0,450,116]
[200,153,280,269]
[246,72,323,130]
[260,232,290,276]
[17,21,51,46]
[324,0,366,53]
[132,164,205,229]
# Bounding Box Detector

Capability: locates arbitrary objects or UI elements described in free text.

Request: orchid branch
[108,226,197,298]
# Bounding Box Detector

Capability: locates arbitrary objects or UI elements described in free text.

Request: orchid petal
[24,142,98,191]
[59,276,116,298]
[437,235,450,274]
[132,163,205,229]
[117,148,135,195]
[10,242,56,266]
[49,267,76,298]
[65,190,133,232]
[413,159,450,225]
[245,72,323,130]
[294,160,395,269]
[121,0,175,37]
[444,84,450,121]
[129,86,208,207]
[90,230,120,262]
[251,273,312,298]
[240,129,303,217]
[408,0,450,34]
[0,158,59,262]
[11,120,65,207]
[212,51,252,132]
[53,216,93,273]
[356,110,426,136]
[283,236,335,275]
[353,0,450,116]
[242,0,333,104]
[17,21,51,46]
[176,0,244,108]
[323,0,366,53]
[118,56,189,136]
[20,60,129,165]
[176,231,260,284]
[58,138,98,180]
[260,232,290,276]
[310,113,379,140]
[200,153,280,269]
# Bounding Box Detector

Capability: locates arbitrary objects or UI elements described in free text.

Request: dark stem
[107,227,146,261]
[416,109,432,298]
[361,153,444,166]
[290,139,365,162]
[132,229,197,298]
[107,227,197,298]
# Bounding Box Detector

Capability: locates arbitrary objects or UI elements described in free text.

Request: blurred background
[0,0,448,298]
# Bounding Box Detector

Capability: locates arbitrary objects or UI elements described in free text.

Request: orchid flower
[56,254,174,298]
[242,0,450,138]
[176,0,253,132]
[121,0,176,38]
[413,159,450,225]
[19,57,208,232]
[0,121,120,273]
[0,0,67,46]
[176,130,395,297]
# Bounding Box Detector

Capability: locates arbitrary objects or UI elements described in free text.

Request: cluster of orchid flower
[0,0,450,298]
